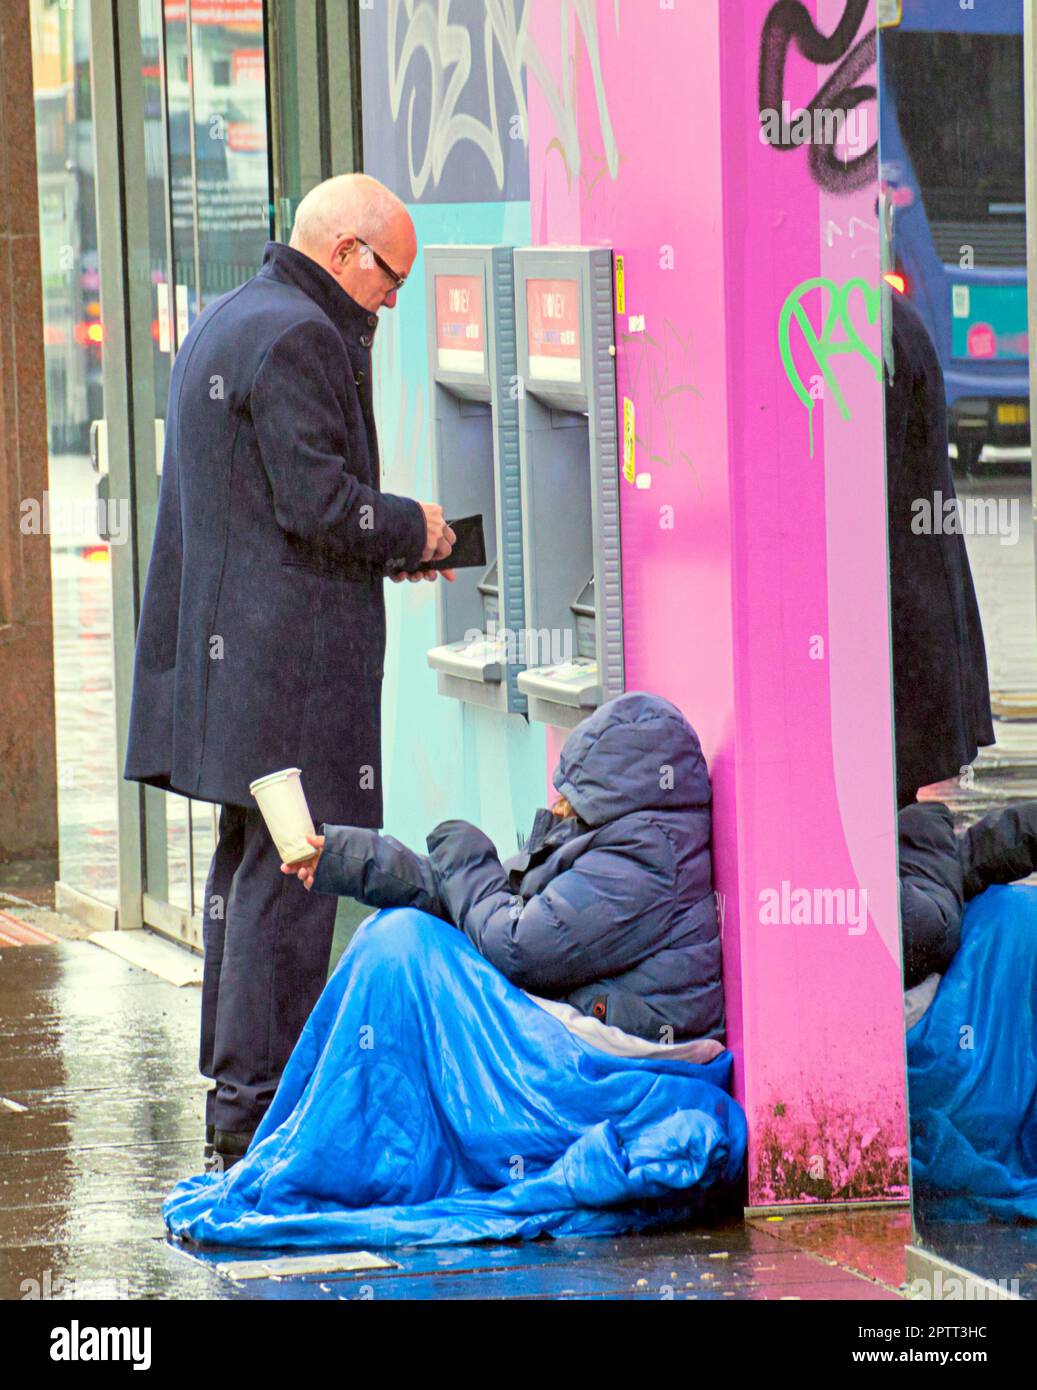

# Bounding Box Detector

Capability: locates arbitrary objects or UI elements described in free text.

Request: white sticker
[628,314,646,334]
[175,283,190,343]
[157,283,171,354]
[952,285,970,319]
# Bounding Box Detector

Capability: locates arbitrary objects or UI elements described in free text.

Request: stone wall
[0,1,57,864]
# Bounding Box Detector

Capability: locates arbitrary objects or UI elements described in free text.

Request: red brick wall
[0,2,57,863]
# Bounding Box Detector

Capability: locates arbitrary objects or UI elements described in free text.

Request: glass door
[84,0,360,949]
[30,0,120,919]
[881,0,1037,1299]
[140,0,274,948]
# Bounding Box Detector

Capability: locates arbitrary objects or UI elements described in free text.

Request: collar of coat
[259,241,380,351]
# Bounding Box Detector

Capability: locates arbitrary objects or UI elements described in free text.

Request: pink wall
[527,0,906,1204]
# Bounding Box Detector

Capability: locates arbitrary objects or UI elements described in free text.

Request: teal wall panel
[374,200,547,856]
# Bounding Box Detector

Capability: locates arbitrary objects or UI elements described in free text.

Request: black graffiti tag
[759,0,877,195]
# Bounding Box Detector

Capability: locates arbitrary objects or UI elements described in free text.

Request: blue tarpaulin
[164,909,746,1250]
[908,884,1037,1221]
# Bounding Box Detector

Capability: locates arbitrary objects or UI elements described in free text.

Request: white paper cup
[249,768,316,865]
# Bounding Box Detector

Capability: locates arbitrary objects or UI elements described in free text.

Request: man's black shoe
[204,1123,215,1164]
[205,1128,254,1175]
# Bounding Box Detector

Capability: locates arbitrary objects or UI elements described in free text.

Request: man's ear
[330,235,357,275]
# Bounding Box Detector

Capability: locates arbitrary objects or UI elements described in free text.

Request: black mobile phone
[405,514,486,573]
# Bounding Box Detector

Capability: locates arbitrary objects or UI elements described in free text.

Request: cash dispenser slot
[427,559,506,684]
[422,246,527,714]
[514,247,624,729]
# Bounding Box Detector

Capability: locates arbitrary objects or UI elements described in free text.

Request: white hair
[289,173,409,254]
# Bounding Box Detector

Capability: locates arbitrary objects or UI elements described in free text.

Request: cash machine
[424,245,527,713]
[513,247,624,728]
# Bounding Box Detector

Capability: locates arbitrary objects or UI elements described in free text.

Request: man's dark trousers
[200,804,338,1136]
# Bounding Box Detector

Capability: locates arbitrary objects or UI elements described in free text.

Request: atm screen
[478,560,500,632]
[572,576,596,660]
[435,274,486,376]
[526,278,581,384]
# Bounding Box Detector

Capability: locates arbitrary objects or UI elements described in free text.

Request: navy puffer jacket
[898,799,1037,988]
[312,692,725,1043]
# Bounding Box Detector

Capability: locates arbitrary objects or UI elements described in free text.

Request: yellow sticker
[623,397,636,483]
[615,254,626,315]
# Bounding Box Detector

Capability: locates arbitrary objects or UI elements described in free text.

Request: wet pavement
[913,1207,1037,1302]
[0,933,912,1301]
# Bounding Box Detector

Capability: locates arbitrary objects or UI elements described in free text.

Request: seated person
[897,799,1037,1221]
[163,693,743,1248]
[287,689,725,1046]
[898,798,1037,992]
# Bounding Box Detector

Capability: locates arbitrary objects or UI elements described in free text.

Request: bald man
[125,174,453,1171]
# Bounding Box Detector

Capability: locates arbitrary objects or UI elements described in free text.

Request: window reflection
[189,1,271,306]
[882,2,1037,1296]
[157,0,272,924]
[165,0,270,330]
[30,0,118,908]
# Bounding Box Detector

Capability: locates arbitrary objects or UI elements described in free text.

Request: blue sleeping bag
[907,884,1037,1221]
[164,909,747,1249]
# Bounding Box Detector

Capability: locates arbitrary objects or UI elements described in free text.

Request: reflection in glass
[149,1,272,932]
[30,0,118,907]
[883,1,1037,1300]
[189,1,271,309]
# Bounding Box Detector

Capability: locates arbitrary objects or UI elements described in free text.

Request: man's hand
[280,834,325,891]
[390,568,456,584]
[419,503,456,564]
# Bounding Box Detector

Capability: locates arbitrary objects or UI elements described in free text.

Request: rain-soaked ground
[0,930,917,1302]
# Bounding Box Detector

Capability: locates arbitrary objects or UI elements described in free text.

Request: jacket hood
[553,692,711,827]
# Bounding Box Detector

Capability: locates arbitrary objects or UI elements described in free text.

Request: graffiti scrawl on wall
[361,0,619,204]
[758,0,877,194]
[619,321,703,487]
[779,276,882,456]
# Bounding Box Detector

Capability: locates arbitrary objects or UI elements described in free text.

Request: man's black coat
[124,242,427,826]
[886,294,994,806]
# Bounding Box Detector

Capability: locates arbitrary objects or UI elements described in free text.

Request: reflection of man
[125,175,454,1171]
[885,292,993,807]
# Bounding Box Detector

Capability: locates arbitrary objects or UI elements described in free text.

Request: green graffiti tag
[778,277,882,456]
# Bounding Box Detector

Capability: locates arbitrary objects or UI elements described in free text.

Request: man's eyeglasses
[357,239,406,292]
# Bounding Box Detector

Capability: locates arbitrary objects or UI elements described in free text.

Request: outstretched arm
[960,801,1037,900]
[308,825,447,918]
